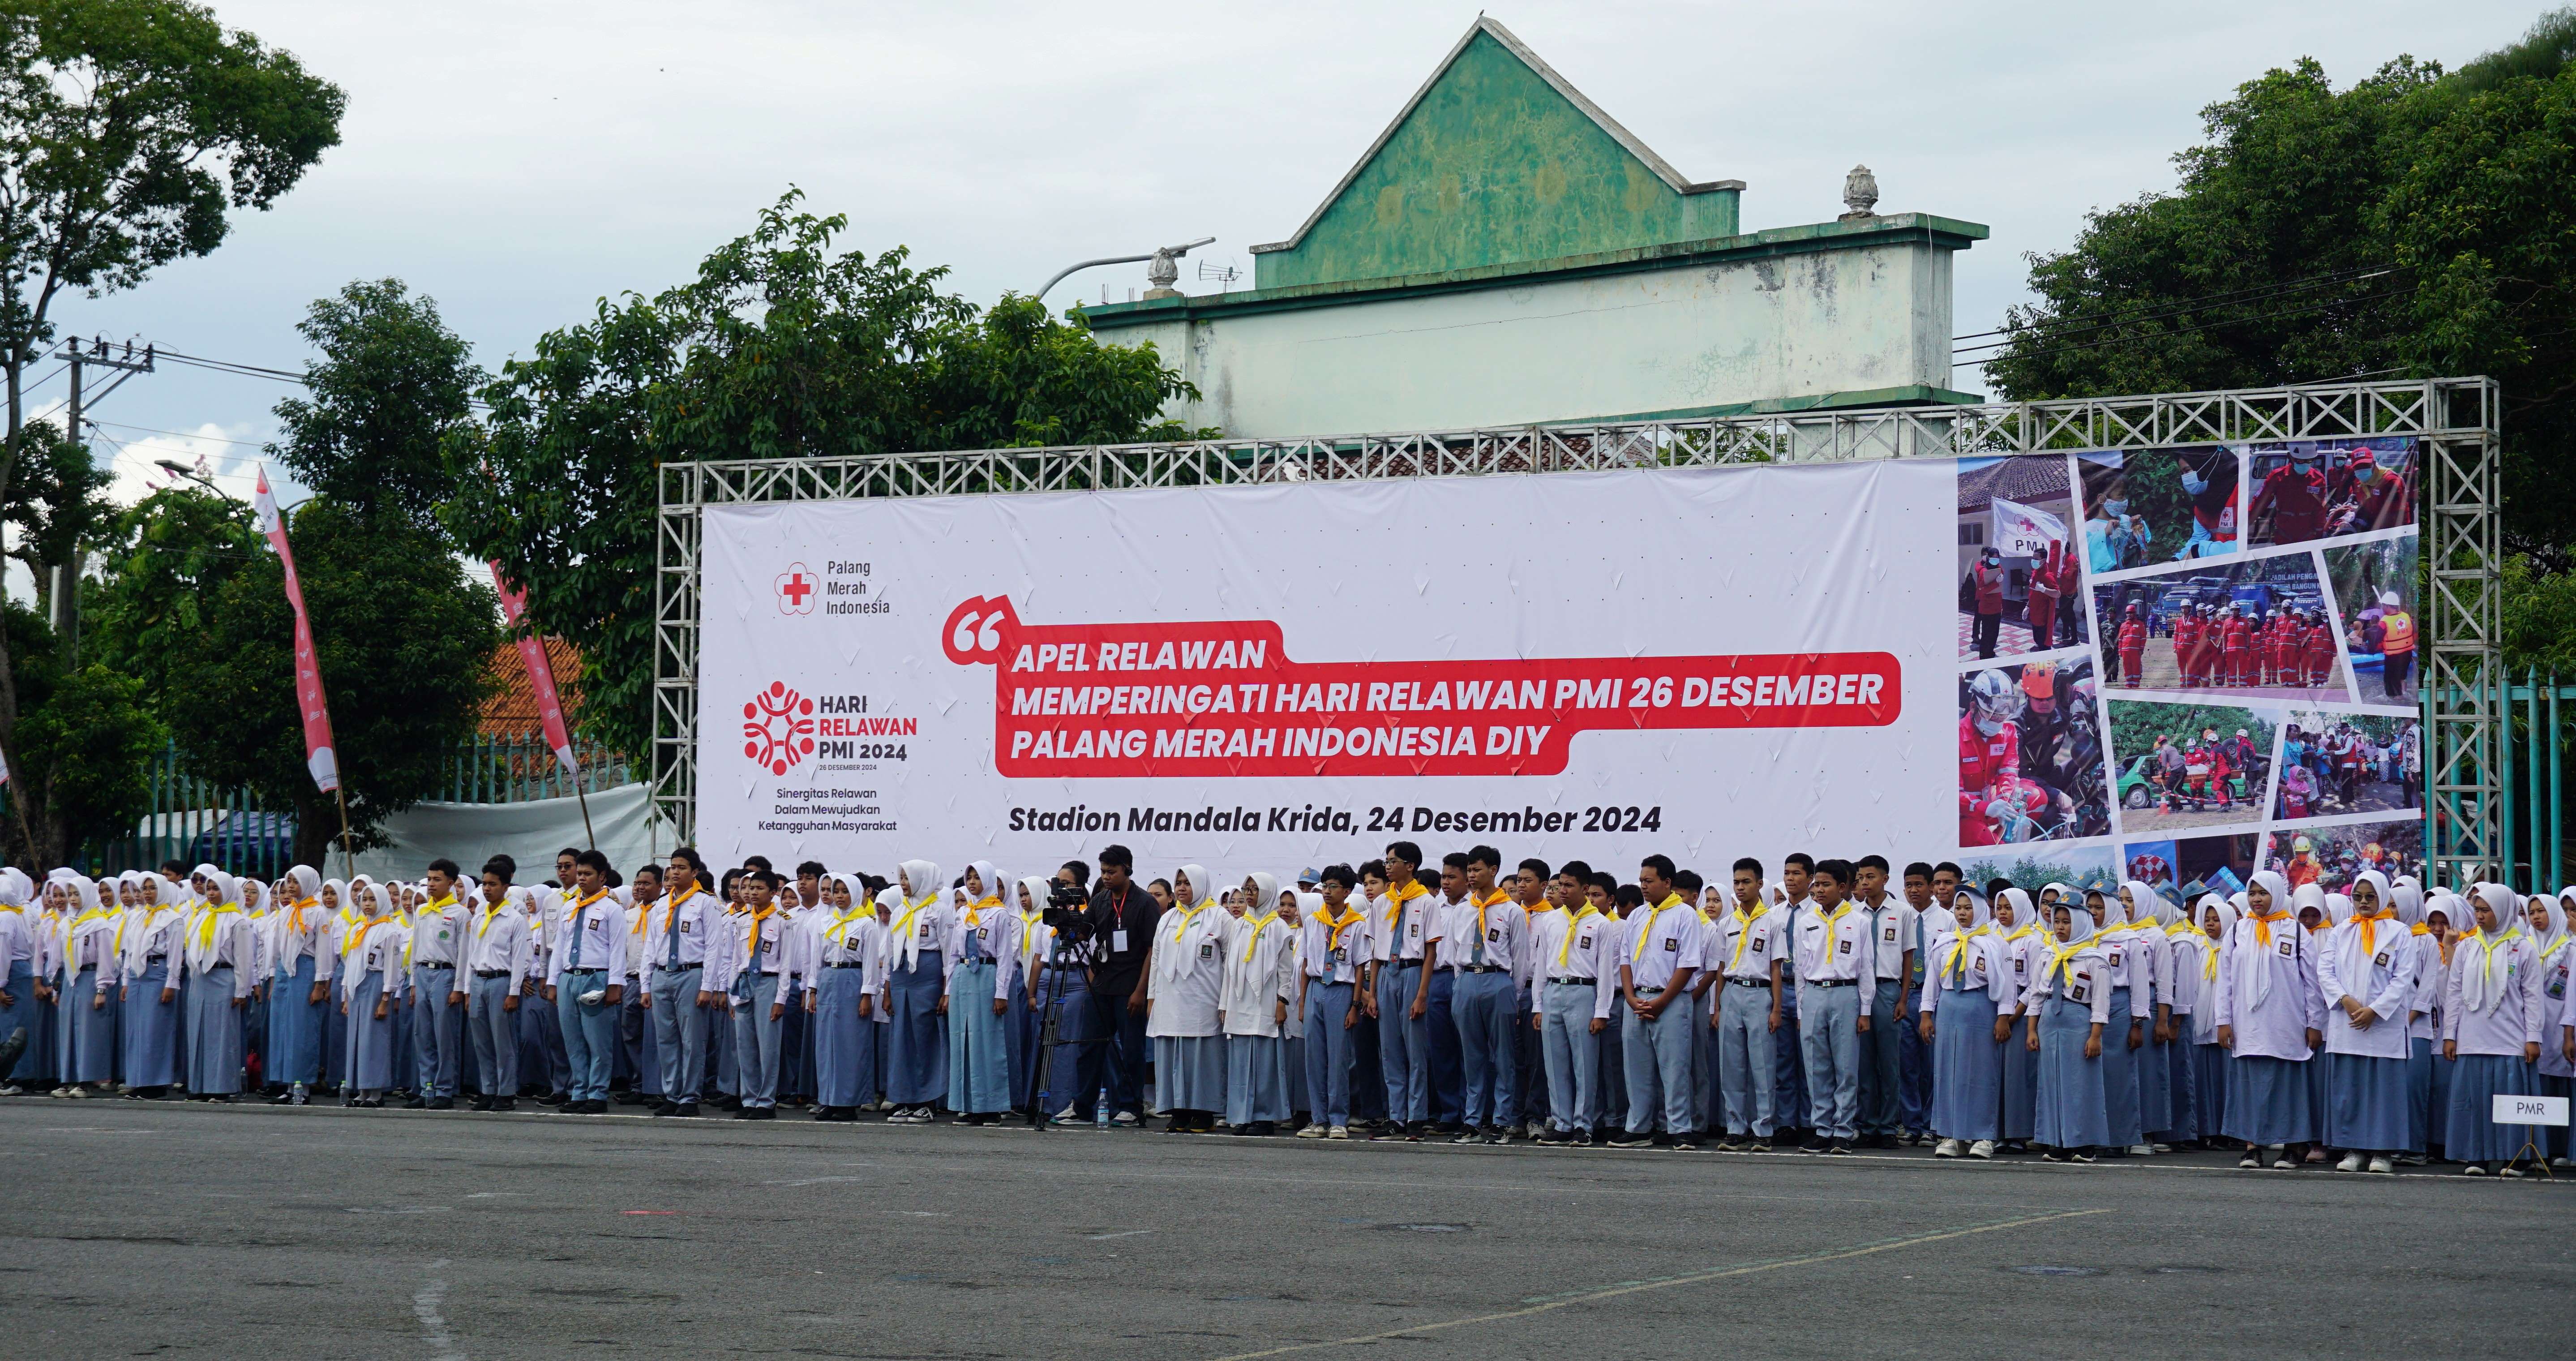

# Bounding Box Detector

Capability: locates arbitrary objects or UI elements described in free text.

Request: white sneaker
[64,1085,89,1099]
[0,1084,21,1097]
[1933,1138,1961,1158]
[2366,1156,2395,1175]
[2126,1144,2156,1157]
[46,1086,69,1098]
[1112,1110,1140,1126]
[1050,1107,1080,1125]
[1295,1122,1327,1139]
[1968,1139,1996,1159]
[2335,1152,2364,1173]
[2151,1142,2173,1154]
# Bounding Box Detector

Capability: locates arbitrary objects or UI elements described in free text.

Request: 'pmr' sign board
[2492,1094,2571,1127]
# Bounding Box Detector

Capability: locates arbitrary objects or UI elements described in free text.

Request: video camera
[1040,878,1092,939]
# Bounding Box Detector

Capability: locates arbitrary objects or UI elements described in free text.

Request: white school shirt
[1374,888,1434,964]
[2210,916,2326,1060]
[1709,905,1787,983]
[943,899,1022,1002]
[405,897,469,969]
[1220,911,1299,1038]
[642,887,720,971]
[121,907,184,979]
[345,920,409,996]
[62,910,120,996]
[710,907,793,997]
[2034,942,2114,1022]
[1442,892,1525,976]
[1996,926,2047,1013]
[1920,928,2012,1011]
[2408,933,2447,1041]
[620,899,655,983]
[2536,940,2574,1078]
[0,905,31,970]
[178,907,258,998]
[2096,920,2155,1018]
[1528,905,1615,1021]
[1619,897,1706,993]
[463,903,534,994]
[1865,897,1913,985]
[886,896,952,974]
[2441,934,2543,1056]
[547,892,630,988]
[2318,918,2414,1059]
[802,908,886,999]
[1302,905,1374,984]
[1144,901,1227,1038]
[1793,902,1875,985]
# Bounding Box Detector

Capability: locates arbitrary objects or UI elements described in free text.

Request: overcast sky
[39,0,2554,509]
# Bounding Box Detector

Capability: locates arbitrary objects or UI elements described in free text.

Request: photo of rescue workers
[2245,435,2416,546]
[1957,655,2113,848]
[1959,845,2119,898]
[2263,818,2428,895]
[2075,445,2241,571]
[2090,550,2349,702]
[2274,710,2422,820]
[2123,833,2259,905]
[2105,699,2278,831]
[2323,535,2420,707]
[1957,454,2086,660]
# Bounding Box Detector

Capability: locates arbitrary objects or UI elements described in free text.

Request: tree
[1982,11,2576,659]
[4,415,111,611]
[0,0,340,854]
[171,498,495,866]
[0,600,160,864]
[83,483,257,716]
[446,190,1204,758]
[268,279,482,528]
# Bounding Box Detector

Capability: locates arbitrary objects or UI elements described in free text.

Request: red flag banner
[490,563,577,775]
[253,466,339,793]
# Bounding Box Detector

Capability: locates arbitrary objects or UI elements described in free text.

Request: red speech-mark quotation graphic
[742,681,818,775]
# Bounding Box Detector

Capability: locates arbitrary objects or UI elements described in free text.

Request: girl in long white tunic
[2027,902,2111,1161]
[1221,874,1298,1133]
[2522,892,2570,1165]
[1147,865,1229,1132]
[120,875,188,1095]
[882,859,951,1122]
[943,860,1019,1123]
[2319,870,2413,1173]
[2164,895,2216,1146]
[2416,892,2461,1160]
[339,884,407,1106]
[2442,884,2546,1174]
[1993,888,2045,1151]
[803,872,883,1121]
[2214,869,2325,1168]
[1920,890,2010,1156]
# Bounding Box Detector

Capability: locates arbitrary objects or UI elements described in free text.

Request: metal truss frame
[656,377,2500,880]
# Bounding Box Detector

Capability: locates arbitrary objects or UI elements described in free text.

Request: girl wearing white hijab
[2026,899,2111,1161]
[2523,892,2571,1165]
[2178,894,2235,1146]
[882,860,951,1123]
[1007,875,1058,1117]
[2442,884,2546,1175]
[2318,870,2412,1173]
[2213,869,2325,1168]
[50,877,120,1096]
[2107,881,2162,1156]
[943,860,1019,1124]
[178,867,256,1101]
[1219,875,1298,1136]
[119,874,189,1097]
[2387,878,2433,1163]
[2416,892,2461,1161]
[1993,888,2045,1151]
[1147,864,1229,1132]
[802,872,883,1121]
[340,882,407,1107]
[1919,888,2009,1157]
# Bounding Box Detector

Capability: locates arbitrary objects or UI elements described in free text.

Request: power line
[90,420,270,449]
[1951,262,2399,349]
[1973,284,2420,369]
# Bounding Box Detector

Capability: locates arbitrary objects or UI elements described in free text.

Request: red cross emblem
[776,563,817,615]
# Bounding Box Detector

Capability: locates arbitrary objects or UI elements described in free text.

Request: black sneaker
[1370,1125,1407,1142]
[469,1095,494,1112]
[491,1097,516,1112]
[1449,1129,1482,1144]
[651,1099,678,1116]
[1744,1138,1767,1154]
[428,1096,455,1111]
[749,1106,776,1120]
[1245,1121,1276,1137]
[403,1096,429,1110]
[1486,1127,1512,1146]
[1609,1133,1654,1149]
[539,1091,570,1108]
[672,1102,698,1117]
[1830,1142,1856,1156]
[1800,1139,1829,1154]
[1405,1122,1429,1142]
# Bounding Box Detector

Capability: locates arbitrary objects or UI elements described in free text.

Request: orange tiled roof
[479,636,586,736]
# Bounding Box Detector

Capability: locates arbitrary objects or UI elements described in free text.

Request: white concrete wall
[1100,236,1959,438]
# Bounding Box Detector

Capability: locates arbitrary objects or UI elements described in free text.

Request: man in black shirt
[1083,844,1163,1123]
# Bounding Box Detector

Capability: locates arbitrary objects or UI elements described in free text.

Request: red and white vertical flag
[253,466,340,792]
[490,563,578,776]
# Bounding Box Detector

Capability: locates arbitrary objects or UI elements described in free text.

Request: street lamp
[1037,236,1217,305]
[155,458,222,493]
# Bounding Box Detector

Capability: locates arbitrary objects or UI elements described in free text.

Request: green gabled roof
[1250,17,1743,290]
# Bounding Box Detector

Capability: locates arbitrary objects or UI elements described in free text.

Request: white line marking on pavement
[415,1258,465,1361]
[1086,1229,1155,1240]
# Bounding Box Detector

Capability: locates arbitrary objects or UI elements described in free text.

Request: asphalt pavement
[3,1099,2567,1359]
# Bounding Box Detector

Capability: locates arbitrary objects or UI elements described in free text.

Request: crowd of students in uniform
[0,842,2567,1177]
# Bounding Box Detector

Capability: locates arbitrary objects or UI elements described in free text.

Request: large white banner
[697,461,1967,877]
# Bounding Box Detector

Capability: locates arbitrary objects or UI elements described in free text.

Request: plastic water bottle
[1095,1092,1110,1129]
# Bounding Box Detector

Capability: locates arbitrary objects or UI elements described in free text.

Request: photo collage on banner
[1955,438,2422,904]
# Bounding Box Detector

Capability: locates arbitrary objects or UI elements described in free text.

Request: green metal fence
[84,734,633,879]
[2499,673,2570,891]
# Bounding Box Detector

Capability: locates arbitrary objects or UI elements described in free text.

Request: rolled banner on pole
[490,562,578,777]
[254,465,340,793]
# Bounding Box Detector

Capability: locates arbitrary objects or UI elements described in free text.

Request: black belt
[562,967,604,976]
[474,969,510,979]
[1805,978,1856,988]
[654,962,701,973]
[1547,975,1595,985]
[826,962,867,969]
[1456,964,1506,974]
[1731,975,1774,987]
[1393,960,1423,970]
[1635,985,1666,998]
[416,961,454,969]
[145,954,167,964]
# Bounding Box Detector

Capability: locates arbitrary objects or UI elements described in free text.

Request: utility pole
[48,336,154,661]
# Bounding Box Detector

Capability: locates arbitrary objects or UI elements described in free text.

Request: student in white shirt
[1612,855,1705,1149]
[1706,857,1784,1151]
[1793,858,1875,1154]
[51,876,120,1097]
[1991,887,2046,1152]
[1852,854,1912,1147]
[944,859,1019,1125]
[120,873,188,1097]
[547,850,629,1115]
[1147,864,1229,1133]
[339,882,407,1107]
[1528,859,1612,1146]
[616,865,661,1108]
[882,859,951,1124]
[2528,891,2572,1168]
[2442,884,2546,1175]
[176,867,255,1101]
[399,858,471,1111]
[712,865,789,1120]
[1368,842,1438,1141]
[804,870,884,1122]
[1221,875,1299,1136]
[640,849,718,1117]
[2319,870,2413,1173]
[259,866,330,1105]
[462,867,531,1113]
[1446,847,1526,1145]
[1297,864,1373,1139]
[2030,900,2112,1161]
[1921,888,2012,1157]
[2214,870,2326,1169]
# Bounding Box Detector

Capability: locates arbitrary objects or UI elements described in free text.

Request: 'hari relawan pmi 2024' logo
[941,595,1903,778]
[743,682,817,774]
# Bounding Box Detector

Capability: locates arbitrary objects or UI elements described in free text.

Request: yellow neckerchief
[474,898,512,940]
[742,900,778,961]
[1726,899,1769,971]
[826,901,872,948]
[1321,902,1365,953]
[287,896,321,939]
[403,892,460,965]
[2351,903,2396,955]
[2045,929,2100,988]
[71,900,119,962]
[1473,887,1510,946]
[1632,893,1686,960]
[1171,897,1214,939]
[1946,923,1996,985]
[630,893,659,939]
[337,903,370,964]
[1806,898,1857,962]
[891,893,938,943]
[2461,922,2522,996]
[2540,931,2571,966]
[1557,902,1600,967]
[348,914,394,967]
[2248,906,2291,949]
[964,893,1001,931]
[192,900,242,951]
[1239,910,1281,962]
[1384,880,1427,937]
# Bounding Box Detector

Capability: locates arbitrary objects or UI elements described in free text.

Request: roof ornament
[1840,164,1879,220]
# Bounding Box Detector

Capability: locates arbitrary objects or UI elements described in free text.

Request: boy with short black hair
[1794,859,1874,1154]
[1853,854,1912,1146]
[1612,855,1704,1150]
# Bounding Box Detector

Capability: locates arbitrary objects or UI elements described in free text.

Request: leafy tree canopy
[269,278,483,528]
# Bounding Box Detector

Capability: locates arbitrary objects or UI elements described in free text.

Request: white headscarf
[2236,870,2293,1010]
[2529,893,2569,965]
[1014,875,1053,916]
[965,860,1006,910]
[2324,892,2354,928]
[2457,884,2526,1015]
[1174,865,1213,911]
[2390,875,2424,929]
[282,865,321,904]
[2117,880,2161,933]
[894,862,942,968]
[1243,871,1282,918]
[1996,886,2036,936]
[1931,891,1993,988]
